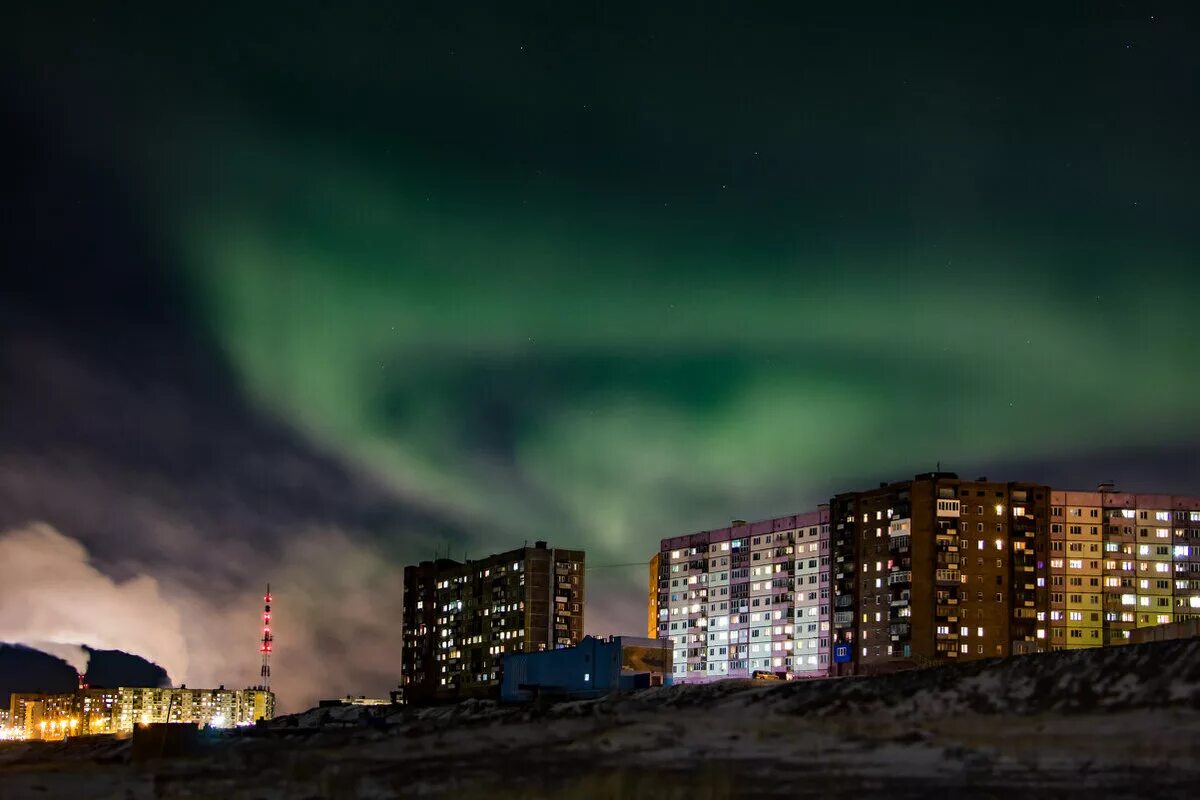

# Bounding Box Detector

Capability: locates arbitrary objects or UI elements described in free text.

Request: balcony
[935,605,959,620]
[833,611,854,626]
[935,569,959,585]
[888,571,913,586]
[936,500,961,518]
[889,623,911,638]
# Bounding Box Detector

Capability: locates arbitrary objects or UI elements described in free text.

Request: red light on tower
[258,583,273,691]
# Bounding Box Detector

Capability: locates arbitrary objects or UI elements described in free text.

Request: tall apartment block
[647,553,660,638]
[1046,490,1200,649]
[400,541,585,703]
[655,474,1200,685]
[654,508,830,682]
[830,474,1051,673]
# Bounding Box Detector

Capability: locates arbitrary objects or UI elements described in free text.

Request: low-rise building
[318,695,391,707]
[500,635,671,703]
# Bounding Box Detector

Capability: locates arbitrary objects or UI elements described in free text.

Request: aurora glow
[3,2,1198,708]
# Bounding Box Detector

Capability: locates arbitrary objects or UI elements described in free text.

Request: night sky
[3,3,1198,710]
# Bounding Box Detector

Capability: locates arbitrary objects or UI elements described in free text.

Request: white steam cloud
[0,522,410,712]
[0,523,188,681]
[22,642,90,675]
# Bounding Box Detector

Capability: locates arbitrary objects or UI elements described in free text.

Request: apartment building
[654,508,830,682]
[647,553,660,638]
[654,475,1197,684]
[830,474,1051,673]
[400,541,586,703]
[1047,490,1200,649]
[6,686,274,740]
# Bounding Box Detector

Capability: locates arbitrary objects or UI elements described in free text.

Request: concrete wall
[1129,618,1200,644]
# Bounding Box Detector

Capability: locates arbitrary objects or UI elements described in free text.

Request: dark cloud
[2,2,1198,711]
[1,84,470,709]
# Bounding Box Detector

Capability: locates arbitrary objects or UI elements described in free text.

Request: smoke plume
[0,523,186,682]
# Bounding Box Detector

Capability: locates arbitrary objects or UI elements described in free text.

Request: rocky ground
[2,637,1200,799]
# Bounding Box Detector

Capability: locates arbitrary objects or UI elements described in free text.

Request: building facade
[831,474,1051,673]
[655,508,830,682]
[500,635,672,703]
[1047,489,1200,649]
[400,541,585,702]
[655,473,1198,684]
[647,553,660,638]
[5,686,274,740]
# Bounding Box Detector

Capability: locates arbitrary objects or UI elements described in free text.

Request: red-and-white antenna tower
[259,584,273,691]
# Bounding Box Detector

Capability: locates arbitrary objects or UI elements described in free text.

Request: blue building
[500,636,673,703]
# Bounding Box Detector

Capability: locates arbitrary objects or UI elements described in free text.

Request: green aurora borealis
[7,3,1200,658]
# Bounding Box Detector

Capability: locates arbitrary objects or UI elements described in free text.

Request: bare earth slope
[2,637,1199,799]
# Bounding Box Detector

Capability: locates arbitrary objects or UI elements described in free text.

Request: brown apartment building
[831,473,1050,673]
[400,542,586,703]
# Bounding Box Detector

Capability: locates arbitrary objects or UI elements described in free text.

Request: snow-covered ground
[2,637,1199,798]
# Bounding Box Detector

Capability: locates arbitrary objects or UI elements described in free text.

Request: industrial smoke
[0,523,187,682]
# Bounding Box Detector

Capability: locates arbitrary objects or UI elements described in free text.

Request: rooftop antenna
[259,584,273,692]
